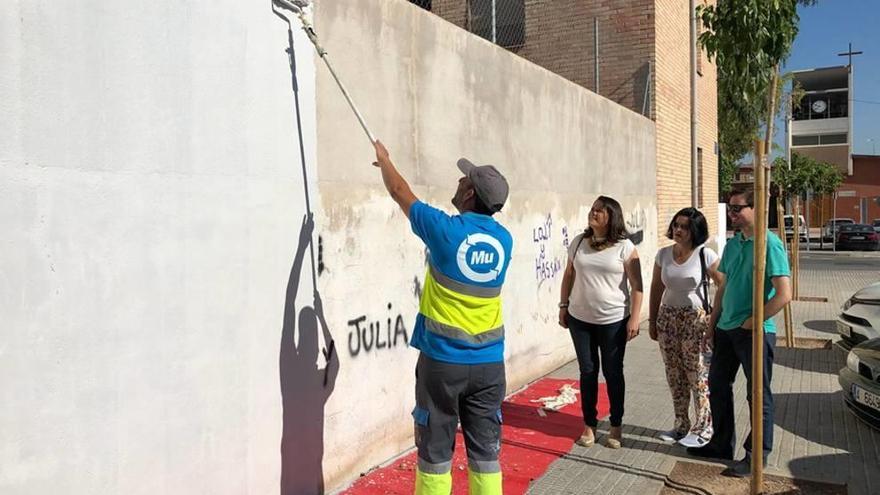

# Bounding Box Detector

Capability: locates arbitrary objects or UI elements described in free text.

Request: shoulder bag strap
[571,232,587,273]
[698,247,711,313]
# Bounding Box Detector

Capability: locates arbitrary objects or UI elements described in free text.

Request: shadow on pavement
[774,345,843,375]
[803,320,839,334]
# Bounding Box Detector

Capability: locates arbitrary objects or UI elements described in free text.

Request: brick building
[835,155,880,225]
[411,0,719,242]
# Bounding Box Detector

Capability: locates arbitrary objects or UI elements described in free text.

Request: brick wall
[654,0,718,244]
[837,155,880,223]
[432,0,655,115]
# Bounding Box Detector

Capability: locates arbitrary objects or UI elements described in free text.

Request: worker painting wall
[1,0,655,493]
[314,0,656,490]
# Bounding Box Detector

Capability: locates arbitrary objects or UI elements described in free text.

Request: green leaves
[699,0,811,193]
[773,153,844,198]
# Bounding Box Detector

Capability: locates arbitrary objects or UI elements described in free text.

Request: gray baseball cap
[457,158,509,213]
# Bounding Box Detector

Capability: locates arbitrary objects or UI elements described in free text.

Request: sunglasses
[728,204,752,213]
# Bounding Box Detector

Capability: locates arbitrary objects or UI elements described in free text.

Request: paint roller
[274,0,376,144]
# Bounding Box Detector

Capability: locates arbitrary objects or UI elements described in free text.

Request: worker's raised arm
[373,140,418,218]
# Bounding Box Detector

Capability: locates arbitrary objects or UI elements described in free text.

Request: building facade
[415,0,720,243]
[836,155,880,225]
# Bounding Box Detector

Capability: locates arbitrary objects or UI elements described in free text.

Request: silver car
[838,281,880,349]
[839,338,880,430]
[823,218,855,241]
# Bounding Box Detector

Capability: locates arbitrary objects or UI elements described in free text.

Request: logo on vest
[456,233,506,283]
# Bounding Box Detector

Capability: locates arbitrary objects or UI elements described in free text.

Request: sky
[775,0,880,156]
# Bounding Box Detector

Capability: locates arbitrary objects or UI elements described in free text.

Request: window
[409,0,431,10]
[792,135,820,146]
[792,91,849,121]
[819,133,847,145]
[792,134,848,146]
[468,0,525,48]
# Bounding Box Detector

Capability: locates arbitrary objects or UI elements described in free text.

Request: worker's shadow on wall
[279,214,339,495]
[275,4,339,494]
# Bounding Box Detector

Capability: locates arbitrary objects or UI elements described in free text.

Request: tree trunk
[792,196,801,299]
[776,191,794,346]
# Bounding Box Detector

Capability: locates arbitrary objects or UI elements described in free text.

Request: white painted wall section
[1,2,318,494]
[1,0,658,493]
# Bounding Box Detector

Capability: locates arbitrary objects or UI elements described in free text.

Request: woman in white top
[558,196,643,449]
[649,207,722,447]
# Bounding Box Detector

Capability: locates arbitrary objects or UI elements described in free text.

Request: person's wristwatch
[558,302,569,308]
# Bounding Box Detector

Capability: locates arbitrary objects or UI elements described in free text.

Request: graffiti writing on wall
[347,303,410,357]
[626,208,647,245]
[533,213,567,288]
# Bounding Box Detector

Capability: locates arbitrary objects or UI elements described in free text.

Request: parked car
[823,218,855,241]
[838,281,880,349]
[839,338,880,431]
[783,214,808,242]
[835,224,880,251]
[873,219,880,233]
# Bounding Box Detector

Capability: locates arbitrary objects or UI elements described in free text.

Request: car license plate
[853,385,880,413]
[837,320,852,337]
[850,236,865,240]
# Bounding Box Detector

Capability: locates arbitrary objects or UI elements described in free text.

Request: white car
[838,282,880,349]
[783,214,808,242]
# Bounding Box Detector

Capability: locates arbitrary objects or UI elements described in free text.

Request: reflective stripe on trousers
[414,468,502,495]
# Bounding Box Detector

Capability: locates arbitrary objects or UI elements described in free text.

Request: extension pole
[315,49,376,143]
[275,0,376,144]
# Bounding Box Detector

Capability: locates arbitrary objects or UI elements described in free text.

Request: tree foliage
[773,152,843,198]
[699,0,816,195]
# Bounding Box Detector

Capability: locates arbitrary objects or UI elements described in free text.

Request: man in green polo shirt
[687,187,792,478]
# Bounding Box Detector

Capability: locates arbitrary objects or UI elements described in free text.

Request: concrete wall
[1,1,319,494]
[431,0,655,118]
[314,0,655,490]
[1,0,655,493]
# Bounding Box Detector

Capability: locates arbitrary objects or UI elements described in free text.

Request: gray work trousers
[412,353,506,475]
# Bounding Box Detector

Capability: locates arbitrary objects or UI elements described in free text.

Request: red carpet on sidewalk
[342,378,610,494]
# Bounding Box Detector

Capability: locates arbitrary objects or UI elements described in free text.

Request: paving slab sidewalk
[528,253,880,494]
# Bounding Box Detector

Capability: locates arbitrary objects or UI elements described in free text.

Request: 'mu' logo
[470,251,495,265]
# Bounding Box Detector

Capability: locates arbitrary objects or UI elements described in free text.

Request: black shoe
[722,452,769,478]
[686,443,734,461]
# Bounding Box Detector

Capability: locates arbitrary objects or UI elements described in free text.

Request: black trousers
[707,327,775,458]
[567,314,629,428]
